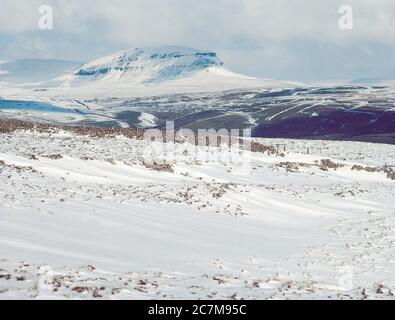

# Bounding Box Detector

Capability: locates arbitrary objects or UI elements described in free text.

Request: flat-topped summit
[37,46,302,97]
[65,46,225,85]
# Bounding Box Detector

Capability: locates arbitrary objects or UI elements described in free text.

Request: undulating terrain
[1,46,395,300]
[0,122,394,299]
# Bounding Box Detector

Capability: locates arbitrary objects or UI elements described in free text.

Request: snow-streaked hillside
[39,46,301,98]
[2,85,395,145]
[0,123,394,299]
[61,46,225,85]
[0,46,302,99]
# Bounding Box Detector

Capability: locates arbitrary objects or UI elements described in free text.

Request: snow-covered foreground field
[0,125,394,300]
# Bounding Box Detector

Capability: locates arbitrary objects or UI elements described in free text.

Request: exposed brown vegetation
[351,165,379,173]
[352,164,395,181]
[29,154,38,161]
[387,171,395,180]
[0,120,279,156]
[143,161,174,173]
[72,286,90,293]
[212,183,234,199]
[276,162,300,173]
[0,274,11,280]
[0,162,37,174]
[250,141,279,155]
[318,159,344,171]
[45,154,63,160]
[0,120,145,139]
[81,156,95,161]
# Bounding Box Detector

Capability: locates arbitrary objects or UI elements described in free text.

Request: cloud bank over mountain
[0,0,394,81]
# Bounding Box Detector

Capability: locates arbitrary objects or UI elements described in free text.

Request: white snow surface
[0,129,394,300]
[138,113,158,128]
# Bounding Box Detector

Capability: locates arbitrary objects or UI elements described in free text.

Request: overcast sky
[0,0,394,81]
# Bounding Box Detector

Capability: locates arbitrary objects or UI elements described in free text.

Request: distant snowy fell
[1,46,302,97]
[51,46,300,96]
[71,46,224,83]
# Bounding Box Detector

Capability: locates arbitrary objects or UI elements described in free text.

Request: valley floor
[0,124,394,299]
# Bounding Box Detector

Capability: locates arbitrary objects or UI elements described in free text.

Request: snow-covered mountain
[62,46,225,84]
[0,46,302,98]
[51,46,300,97]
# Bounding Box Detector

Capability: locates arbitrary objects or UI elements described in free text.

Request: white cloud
[1,0,394,44]
[0,0,394,79]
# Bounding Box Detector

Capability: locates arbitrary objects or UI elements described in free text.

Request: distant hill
[0,59,82,84]
[51,46,300,97]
